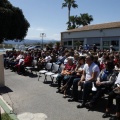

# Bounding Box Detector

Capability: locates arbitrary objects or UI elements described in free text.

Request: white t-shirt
[16,54,24,60]
[83,62,100,81]
[115,72,120,84]
[78,64,85,71]
[18,59,24,65]
[45,56,52,62]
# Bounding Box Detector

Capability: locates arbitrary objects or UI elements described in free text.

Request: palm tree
[67,13,93,30]
[62,0,78,24]
[67,15,77,29]
[76,13,93,26]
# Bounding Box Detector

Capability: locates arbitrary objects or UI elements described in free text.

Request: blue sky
[9,0,120,41]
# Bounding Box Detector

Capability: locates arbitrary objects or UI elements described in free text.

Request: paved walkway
[0,69,110,120]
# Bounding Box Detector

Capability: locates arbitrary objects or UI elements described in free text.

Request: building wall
[61,28,120,39]
[61,28,120,50]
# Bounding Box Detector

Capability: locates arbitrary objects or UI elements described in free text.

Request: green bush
[1,113,13,120]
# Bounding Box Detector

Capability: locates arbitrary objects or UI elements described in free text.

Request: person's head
[12,47,15,51]
[74,54,79,61]
[85,54,94,65]
[46,52,50,56]
[105,60,115,70]
[67,58,74,65]
[29,52,32,56]
[65,52,70,57]
[109,54,114,60]
[115,54,119,59]
[78,56,85,65]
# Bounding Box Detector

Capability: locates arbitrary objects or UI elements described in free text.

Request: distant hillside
[3,39,60,45]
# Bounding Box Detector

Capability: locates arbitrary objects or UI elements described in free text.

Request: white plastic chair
[44,63,60,83]
[25,60,38,74]
[50,64,65,85]
[38,62,52,81]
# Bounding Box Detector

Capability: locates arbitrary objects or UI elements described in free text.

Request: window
[68,41,72,45]
[87,38,100,46]
[64,42,67,45]
[103,41,110,46]
[111,40,119,46]
[95,43,100,46]
[74,40,83,46]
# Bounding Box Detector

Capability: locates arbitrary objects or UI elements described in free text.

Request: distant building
[61,21,120,50]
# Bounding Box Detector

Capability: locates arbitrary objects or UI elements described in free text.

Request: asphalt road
[2,69,110,120]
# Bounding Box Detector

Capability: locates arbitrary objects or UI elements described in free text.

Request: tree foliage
[62,0,93,30]
[67,13,93,30]
[62,0,78,24]
[0,0,30,43]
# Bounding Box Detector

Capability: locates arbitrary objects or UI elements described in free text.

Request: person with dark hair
[56,53,65,65]
[93,44,97,52]
[94,55,100,69]
[59,43,65,54]
[84,44,89,50]
[76,55,100,108]
[85,60,116,109]
[61,56,85,99]
[17,52,33,75]
[102,72,120,120]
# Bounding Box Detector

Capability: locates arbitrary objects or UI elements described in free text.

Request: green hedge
[1,113,13,120]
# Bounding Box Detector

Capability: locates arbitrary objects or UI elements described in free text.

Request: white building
[61,21,120,50]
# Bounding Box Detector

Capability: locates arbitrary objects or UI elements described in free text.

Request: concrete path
[1,69,110,120]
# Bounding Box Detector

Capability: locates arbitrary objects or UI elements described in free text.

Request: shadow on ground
[86,98,116,114]
[24,71,38,78]
[0,86,13,95]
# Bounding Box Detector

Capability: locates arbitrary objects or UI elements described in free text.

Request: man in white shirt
[77,54,100,108]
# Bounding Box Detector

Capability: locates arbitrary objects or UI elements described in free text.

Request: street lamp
[40,33,46,49]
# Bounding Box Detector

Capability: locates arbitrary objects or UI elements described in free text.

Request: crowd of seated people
[3,44,120,120]
[55,52,120,120]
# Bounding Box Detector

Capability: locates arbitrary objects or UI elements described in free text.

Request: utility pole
[40,33,46,50]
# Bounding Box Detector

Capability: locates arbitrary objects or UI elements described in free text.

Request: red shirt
[65,63,76,71]
[24,56,33,66]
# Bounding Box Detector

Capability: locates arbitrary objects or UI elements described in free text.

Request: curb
[0,95,18,120]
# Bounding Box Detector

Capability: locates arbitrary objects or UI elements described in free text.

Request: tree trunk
[68,6,71,23]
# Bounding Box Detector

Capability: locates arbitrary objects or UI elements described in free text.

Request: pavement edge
[0,95,19,120]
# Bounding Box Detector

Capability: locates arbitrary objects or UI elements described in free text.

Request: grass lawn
[1,113,13,120]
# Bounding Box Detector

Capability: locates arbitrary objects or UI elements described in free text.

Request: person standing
[110,45,115,53]
[93,44,97,52]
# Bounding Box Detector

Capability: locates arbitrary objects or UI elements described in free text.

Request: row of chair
[25,60,38,74]
[38,63,65,84]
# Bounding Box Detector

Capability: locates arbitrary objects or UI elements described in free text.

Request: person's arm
[61,65,67,75]
[101,74,116,85]
[96,71,102,86]
[76,70,83,75]
[88,71,98,81]
[78,70,86,86]
[61,69,66,75]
